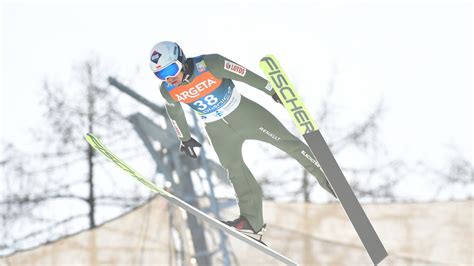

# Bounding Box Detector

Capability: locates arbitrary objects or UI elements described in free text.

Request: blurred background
[1,0,472,265]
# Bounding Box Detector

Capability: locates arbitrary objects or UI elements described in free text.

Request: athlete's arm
[204,54,276,96]
[159,83,192,141]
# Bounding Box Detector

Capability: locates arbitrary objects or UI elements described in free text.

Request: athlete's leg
[204,120,265,231]
[233,97,336,198]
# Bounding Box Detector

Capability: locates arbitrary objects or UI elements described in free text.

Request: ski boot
[222,216,267,245]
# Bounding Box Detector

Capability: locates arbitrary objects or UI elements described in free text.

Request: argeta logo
[151,51,161,64]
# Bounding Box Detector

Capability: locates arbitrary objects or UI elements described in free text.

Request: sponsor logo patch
[151,51,161,64]
[265,82,273,91]
[259,127,281,141]
[165,101,176,107]
[224,60,246,77]
[301,150,321,168]
[169,71,222,103]
[171,119,183,138]
[196,61,207,73]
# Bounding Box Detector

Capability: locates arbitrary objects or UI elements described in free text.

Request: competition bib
[166,58,241,122]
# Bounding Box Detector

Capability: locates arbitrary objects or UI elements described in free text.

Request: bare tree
[421,145,473,200]
[257,68,474,204]
[258,71,406,203]
[0,57,146,255]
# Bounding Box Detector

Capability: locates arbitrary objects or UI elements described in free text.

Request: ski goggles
[154,61,183,80]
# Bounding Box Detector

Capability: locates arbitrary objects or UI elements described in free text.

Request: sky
[1,1,472,200]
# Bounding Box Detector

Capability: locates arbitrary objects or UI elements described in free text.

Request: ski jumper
[159,54,336,231]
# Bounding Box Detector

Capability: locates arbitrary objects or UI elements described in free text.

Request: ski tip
[84,133,98,144]
[260,54,276,61]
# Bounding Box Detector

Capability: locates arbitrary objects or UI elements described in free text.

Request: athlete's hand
[272,92,283,105]
[180,137,202,159]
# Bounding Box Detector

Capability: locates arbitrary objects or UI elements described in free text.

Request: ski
[260,55,388,265]
[84,133,297,265]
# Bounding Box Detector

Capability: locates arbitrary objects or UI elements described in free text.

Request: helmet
[149,41,186,80]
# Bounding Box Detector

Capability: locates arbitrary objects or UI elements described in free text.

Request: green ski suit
[159,54,335,231]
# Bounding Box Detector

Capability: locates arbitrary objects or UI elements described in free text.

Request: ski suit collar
[183,58,194,82]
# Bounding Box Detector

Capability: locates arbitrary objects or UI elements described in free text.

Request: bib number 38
[193,94,219,111]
